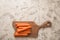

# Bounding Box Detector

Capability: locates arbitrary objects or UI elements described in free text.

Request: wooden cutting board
[12,21,52,38]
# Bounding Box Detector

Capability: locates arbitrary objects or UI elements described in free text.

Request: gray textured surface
[0,0,60,40]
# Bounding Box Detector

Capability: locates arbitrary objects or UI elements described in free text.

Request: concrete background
[0,0,60,40]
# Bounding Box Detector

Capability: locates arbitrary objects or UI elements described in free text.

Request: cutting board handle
[39,21,52,29]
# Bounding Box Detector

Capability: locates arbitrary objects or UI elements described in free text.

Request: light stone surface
[0,0,60,40]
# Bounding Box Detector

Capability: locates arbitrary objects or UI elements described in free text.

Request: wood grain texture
[13,21,51,38]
